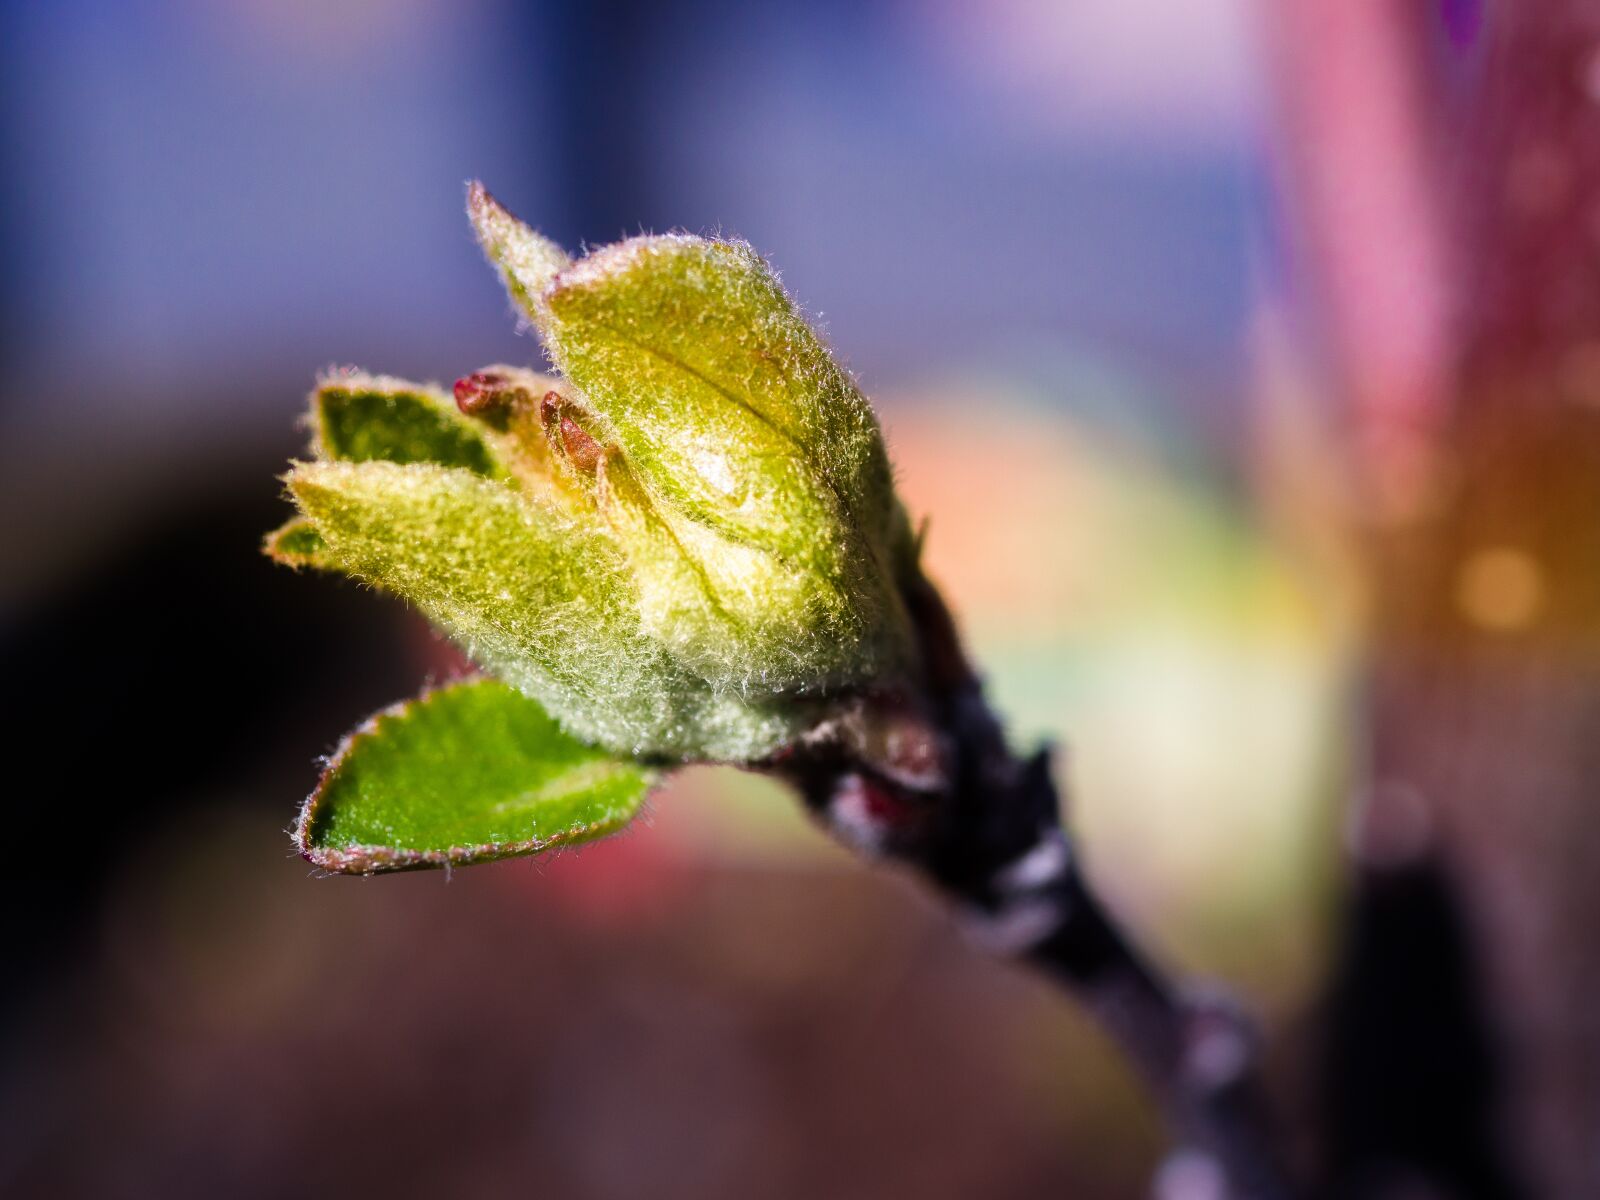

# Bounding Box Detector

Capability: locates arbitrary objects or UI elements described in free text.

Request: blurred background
[2,1,1595,1196]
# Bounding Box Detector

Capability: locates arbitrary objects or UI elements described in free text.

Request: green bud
[284,459,804,761]
[468,185,917,694]
[269,187,926,766]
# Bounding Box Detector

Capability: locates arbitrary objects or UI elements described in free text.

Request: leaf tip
[466,182,570,313]
[262,517,334,571]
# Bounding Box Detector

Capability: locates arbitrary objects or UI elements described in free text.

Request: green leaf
[261,517,337,570]
[285,458,808,761]
[298,677,653,874]
[313,371,503,477]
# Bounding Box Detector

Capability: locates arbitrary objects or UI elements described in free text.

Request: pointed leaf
[297,677,653,874]
[467,182,569,319]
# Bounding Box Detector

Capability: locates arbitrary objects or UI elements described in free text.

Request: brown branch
[766,570,1294,1200]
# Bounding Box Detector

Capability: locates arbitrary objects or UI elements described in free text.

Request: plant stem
[772,570,1294,1199]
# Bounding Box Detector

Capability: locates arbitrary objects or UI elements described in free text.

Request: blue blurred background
[0,0,1262,459]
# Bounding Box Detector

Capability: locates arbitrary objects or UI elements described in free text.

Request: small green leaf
[298,677,654,874]
[313,371,503,477]
[262,517,337,570]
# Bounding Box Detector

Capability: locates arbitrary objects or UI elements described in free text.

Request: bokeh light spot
[1455,546,1545,632]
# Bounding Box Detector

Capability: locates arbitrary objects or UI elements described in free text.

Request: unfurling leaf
[284,458,806,760]
[467,187,918,693]
[297,677,653,874]
[468,181,569,316]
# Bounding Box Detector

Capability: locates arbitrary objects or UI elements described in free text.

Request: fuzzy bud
[269,186,925,766]
[468,185,918,694]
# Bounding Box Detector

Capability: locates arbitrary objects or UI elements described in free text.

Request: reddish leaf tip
[453,371,509,416]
